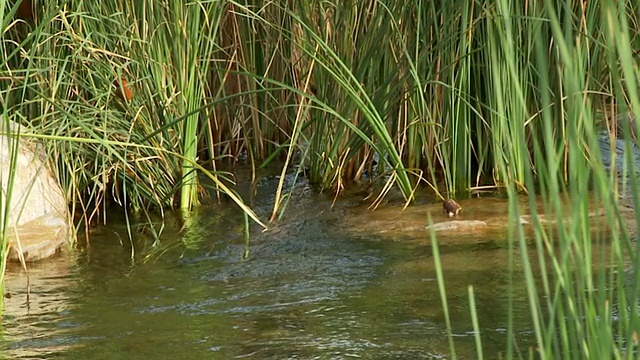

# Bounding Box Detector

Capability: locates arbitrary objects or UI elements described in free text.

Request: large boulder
[0,119,69,261]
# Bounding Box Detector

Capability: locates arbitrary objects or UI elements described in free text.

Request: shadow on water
[0,174,540,359]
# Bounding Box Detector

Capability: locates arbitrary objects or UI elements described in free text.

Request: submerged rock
[343,196,635,243]
[0,119,69,261]
[425,220,487,232]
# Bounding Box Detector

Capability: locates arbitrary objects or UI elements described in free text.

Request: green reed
[0,113,20,312]
[468,285,484,360]
[430,217,457,359]
[430,0,640,358]
[0,0,22,310]
[0,0,532,216]
[0,0,264,232]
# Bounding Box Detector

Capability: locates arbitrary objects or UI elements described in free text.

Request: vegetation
[1,0,640,358]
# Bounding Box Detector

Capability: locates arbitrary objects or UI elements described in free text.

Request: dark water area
[0,175,538,359]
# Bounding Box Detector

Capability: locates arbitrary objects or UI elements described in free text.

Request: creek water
[0,177,539,359]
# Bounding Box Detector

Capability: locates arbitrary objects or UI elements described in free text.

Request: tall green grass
[429,0,640,358]
[0,0,27,309]
[0,0,265,223]
[0,114,21,311]
[2,0,524,215]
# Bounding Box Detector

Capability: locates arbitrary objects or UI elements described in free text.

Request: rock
[343,196,636,243]
[6,212,68,261]
[0,119,69,261]
[425,220,488,232]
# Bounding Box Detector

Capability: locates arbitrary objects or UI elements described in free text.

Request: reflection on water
[0,185,538,359]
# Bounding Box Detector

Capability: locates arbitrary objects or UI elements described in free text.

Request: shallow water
[0,183,540,359]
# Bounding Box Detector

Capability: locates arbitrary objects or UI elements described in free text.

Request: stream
[0,175,552,359]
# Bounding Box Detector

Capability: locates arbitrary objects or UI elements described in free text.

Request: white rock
[0,119,69,261]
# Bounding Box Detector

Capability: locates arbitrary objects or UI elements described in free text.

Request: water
[0,181,538,359]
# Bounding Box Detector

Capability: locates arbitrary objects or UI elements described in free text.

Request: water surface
[0,184,538,359]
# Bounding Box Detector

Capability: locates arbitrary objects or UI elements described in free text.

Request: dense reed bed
[2,0,640,357]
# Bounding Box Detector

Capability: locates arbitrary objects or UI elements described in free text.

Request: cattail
[114,76,133,102]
